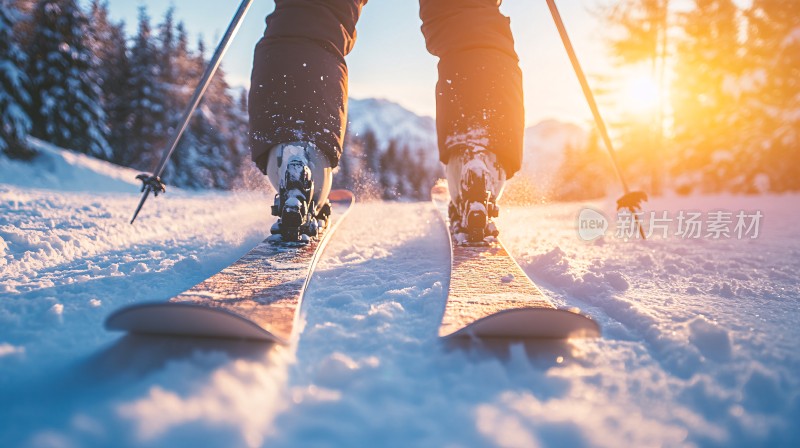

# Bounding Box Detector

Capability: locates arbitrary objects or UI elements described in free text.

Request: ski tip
[440,307,600,340]
[105,302,287,343]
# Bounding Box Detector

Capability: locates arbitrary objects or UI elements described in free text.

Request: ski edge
[104,190,355,343]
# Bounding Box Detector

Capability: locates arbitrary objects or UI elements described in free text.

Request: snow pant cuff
[420,0,524,178]
[249,37,346,173]
[249,0,367,173]
[434,49,524,178]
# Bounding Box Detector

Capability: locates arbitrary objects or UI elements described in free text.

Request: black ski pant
[249,0,524,177]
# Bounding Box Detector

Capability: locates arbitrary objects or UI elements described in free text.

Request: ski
[432,185,600,340]
[106,190,355,344]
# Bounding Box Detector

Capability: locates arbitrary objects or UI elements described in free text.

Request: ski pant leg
[419,0,524,178]
[249,0,367,172]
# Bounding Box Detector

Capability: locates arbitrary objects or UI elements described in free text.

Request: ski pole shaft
[130,187,150,225]
[544,0,629,194]
[130,0,254,224]
[545,0,646,239]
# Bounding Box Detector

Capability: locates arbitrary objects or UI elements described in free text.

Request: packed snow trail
[1,149,799,446]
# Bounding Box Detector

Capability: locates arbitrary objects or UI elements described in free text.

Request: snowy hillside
[1,137,799,447]
[0,137,142,192]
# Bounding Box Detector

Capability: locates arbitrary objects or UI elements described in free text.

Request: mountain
[339,98,442,200]
[521,119,588,177]
[347,97,438,168]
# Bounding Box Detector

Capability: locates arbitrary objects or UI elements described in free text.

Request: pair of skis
[107,188,599,343]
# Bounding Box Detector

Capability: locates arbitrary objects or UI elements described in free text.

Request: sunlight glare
[622,73,660,115]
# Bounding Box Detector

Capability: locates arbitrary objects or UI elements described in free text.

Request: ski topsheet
[106,190,355,343]
[432,185,599,340]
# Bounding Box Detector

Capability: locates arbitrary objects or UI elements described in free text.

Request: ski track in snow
[1,176,799,446]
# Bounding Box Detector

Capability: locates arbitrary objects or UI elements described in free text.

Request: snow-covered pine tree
[0,1,34,159]
[27,0,111,159]
[122,6,167,169]
[157,7,176,86]
[170,33,243,190]
[88,0,130,164]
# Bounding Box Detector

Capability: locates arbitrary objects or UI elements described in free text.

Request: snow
[1,144,799,447]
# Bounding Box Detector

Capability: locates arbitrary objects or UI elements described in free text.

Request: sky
[98,0,619,127]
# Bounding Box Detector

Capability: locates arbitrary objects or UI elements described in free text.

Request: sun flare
[621,73,662,115]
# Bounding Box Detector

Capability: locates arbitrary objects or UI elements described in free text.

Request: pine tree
[123,6,168,169]
[167,31,244,190]
[157,7,176,85]
[0,1,34,158]
[27,0,110,158]
[0,2,32,157]
[174,22,197,85]
[88,0,129,164]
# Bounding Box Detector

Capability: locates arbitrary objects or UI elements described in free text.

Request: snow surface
[1,146,799,447]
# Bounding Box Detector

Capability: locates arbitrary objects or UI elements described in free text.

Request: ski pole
[130,0,255,224]
[544,0,648,239]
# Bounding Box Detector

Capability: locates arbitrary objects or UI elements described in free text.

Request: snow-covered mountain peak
[347,97,437,152]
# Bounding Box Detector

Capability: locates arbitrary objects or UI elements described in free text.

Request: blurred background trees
[598,0,800,196]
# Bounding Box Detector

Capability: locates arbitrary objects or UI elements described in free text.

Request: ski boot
[446,146,506,245]
[266,142,333,242]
